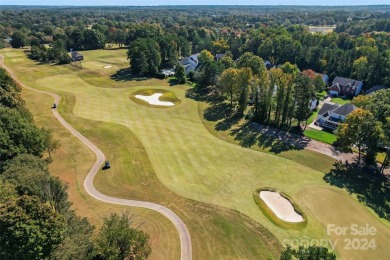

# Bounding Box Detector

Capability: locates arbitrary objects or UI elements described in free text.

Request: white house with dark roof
[71,51,83,61]
[179,53,200,75]
[316,102,357,130]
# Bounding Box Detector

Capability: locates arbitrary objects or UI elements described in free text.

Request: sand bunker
[104,65,112,69]
[135,93,174,106]
[260,191,304,222]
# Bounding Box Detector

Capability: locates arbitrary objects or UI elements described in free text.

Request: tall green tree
[127,38,161,76]
[0,195,65,260]
[11,31,28,48]
[294,75,315,129]
[0,107,47,163]
[83,29,105,50]
[352,56,369,82]
[236,52,265,76]
[95,212,152,260]
[0,68,24,108]
[2,154,70,214]
[236,68,253,115]
[175,65,186,84]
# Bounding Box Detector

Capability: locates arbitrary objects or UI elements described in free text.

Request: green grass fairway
[2,48,390,260]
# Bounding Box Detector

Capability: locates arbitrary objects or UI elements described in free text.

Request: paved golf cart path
[0,55,192,260]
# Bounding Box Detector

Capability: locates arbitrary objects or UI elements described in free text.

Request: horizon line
[1,4,390,7]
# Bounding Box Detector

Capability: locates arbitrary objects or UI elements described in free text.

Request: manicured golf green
[2,48,389,260]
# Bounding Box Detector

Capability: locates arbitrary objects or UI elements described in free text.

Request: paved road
[0,55,192,260]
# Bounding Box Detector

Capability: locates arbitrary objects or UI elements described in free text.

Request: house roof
[72,51,83,57]
[332,76,362,88]
[365,85,388,95]
[332,103,357,116]
[318,102,339,116]
[215,53,226,61]
[320,74,329,83]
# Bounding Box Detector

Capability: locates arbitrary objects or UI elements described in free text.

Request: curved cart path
[0,55,192,260]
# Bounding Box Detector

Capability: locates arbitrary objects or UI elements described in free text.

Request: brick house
[328,77,363,97]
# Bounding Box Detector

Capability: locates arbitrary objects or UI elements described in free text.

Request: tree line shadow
[186,89,310,154]
[324,161,389,220]
[230,122,310,154]
[110,68,149,82]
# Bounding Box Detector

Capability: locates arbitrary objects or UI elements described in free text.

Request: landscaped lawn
[3,48,389,260]
[304,128,338,145]
[331,97,351,105]
[307,110,318,125]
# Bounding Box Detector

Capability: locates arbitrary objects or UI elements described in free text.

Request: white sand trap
[135,93,174,106]
[104,65,112,69]
[260,191,304,222]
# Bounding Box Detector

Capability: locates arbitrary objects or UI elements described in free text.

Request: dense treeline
[336,18,390,35]
[0,68,151,259]
[1,7,389,88]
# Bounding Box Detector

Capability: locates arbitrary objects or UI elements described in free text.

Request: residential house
[316,103,357,130]
[264,60,275,70]
[328,76,363,97]
[365,85,388,95]
[71,51,83,61]
[215,53,226,61]
[320,74,329,85]
[179,53,200,75]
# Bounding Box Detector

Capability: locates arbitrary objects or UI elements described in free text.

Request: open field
[308,26,336,34]
[2,48,389,260]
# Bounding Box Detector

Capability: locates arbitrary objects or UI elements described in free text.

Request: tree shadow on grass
[324,161,390,220]
[168,78,180,86]
[203,102,231,122]
[230,122,309,154]
[110,68,149,82]
[185,88,222,103]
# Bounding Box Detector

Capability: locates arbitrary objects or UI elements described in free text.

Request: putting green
[2,48,389,259]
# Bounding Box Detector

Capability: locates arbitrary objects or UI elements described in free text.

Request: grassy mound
[253,188,307,230]
[130,88,181,108]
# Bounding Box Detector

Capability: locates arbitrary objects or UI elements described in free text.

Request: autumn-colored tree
[336,109,382,165]
[212,39,230,54]
[198,50,214,64]
[351,95,371,108]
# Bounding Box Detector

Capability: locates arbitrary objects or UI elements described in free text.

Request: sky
[1,0,389,6]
